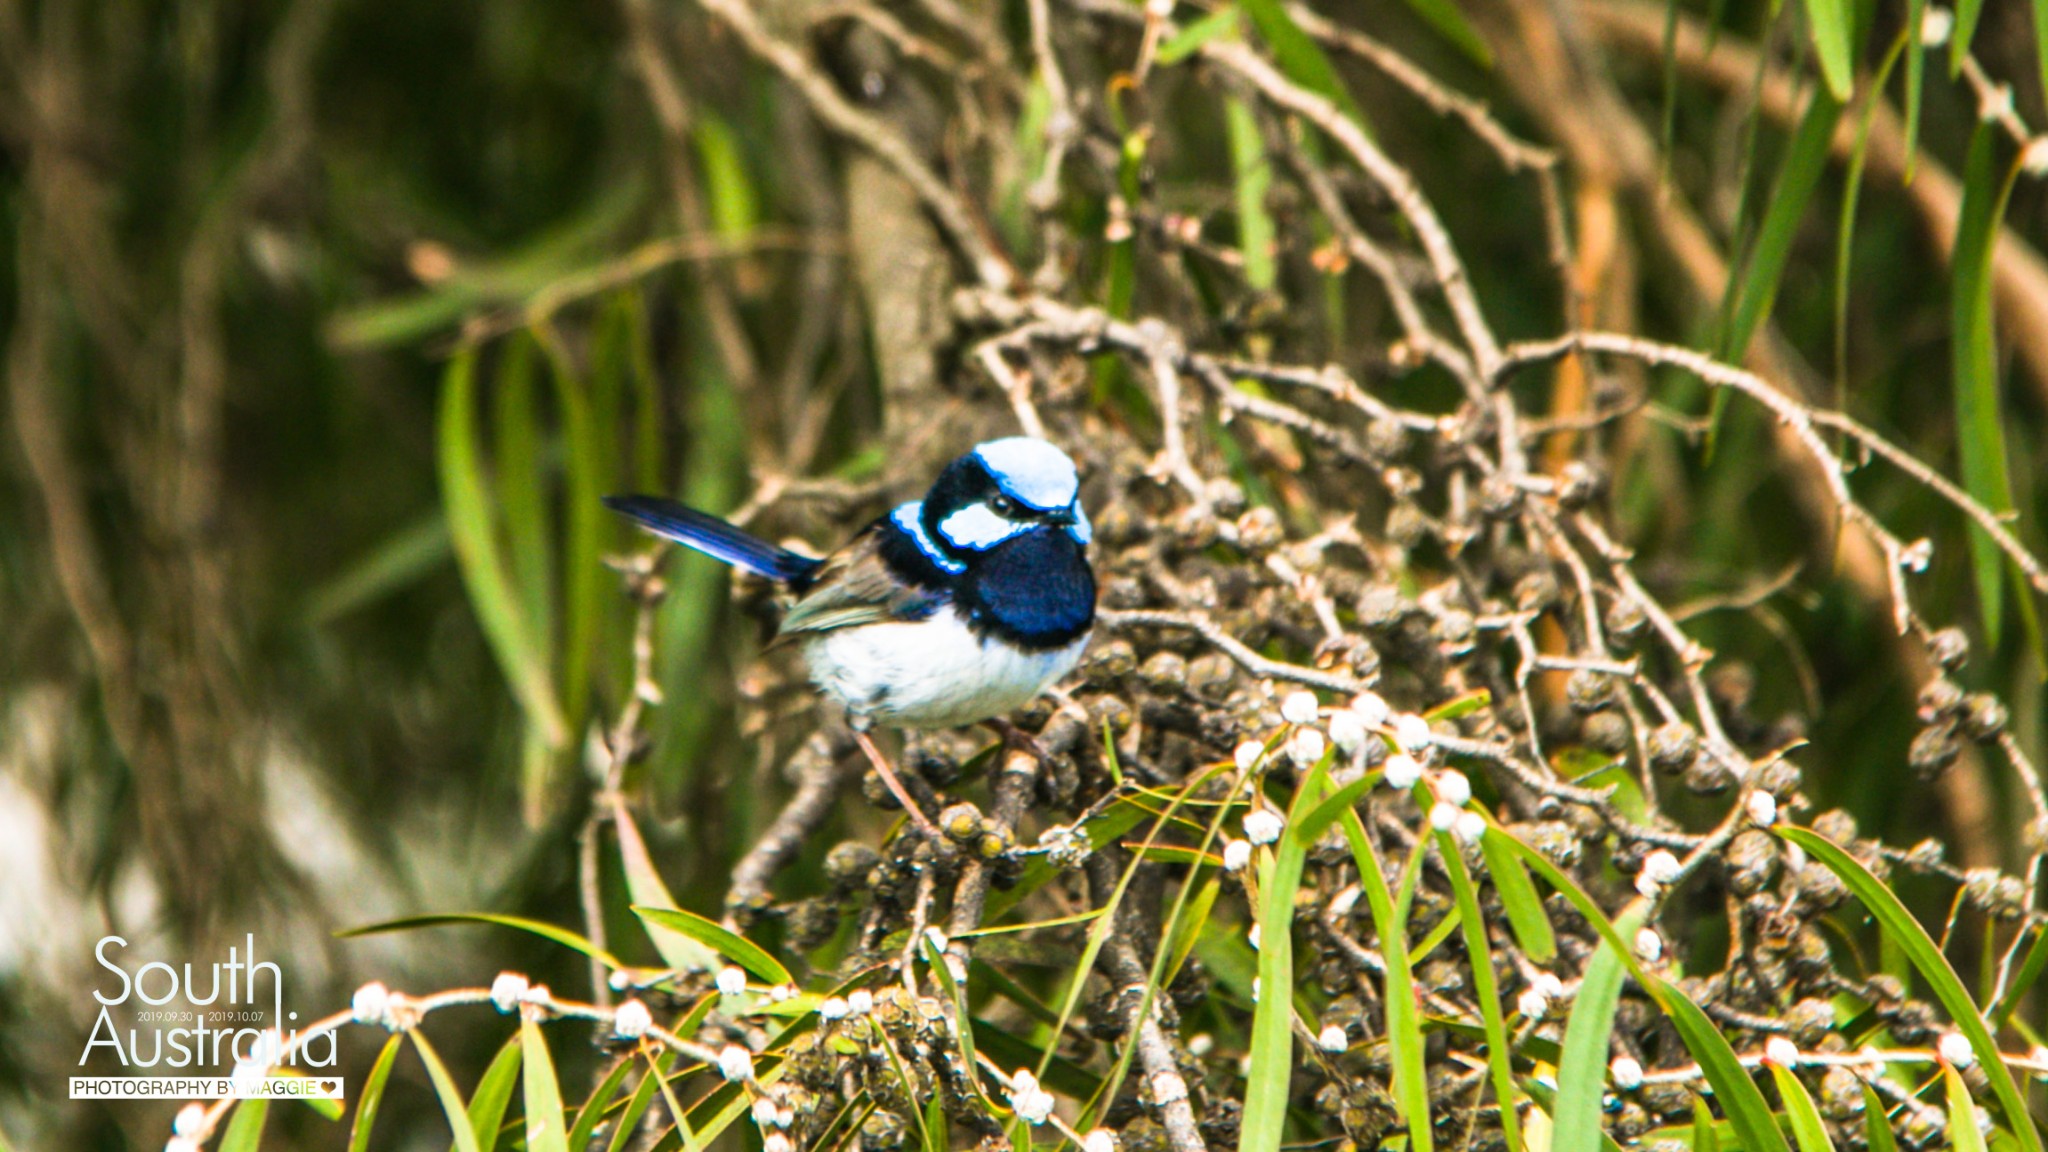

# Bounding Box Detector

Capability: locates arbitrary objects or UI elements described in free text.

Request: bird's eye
[989,496,1018,517]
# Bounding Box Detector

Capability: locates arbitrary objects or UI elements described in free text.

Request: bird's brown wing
[775,532,945,639]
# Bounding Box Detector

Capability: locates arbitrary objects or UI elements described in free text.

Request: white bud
[763,1135,794,1152]
[1534,972,1565,998]
[1015,1088,1055,1125]
[1144,0,1174,20]
[1288,727,1327,768]
[1188,1032,1214,1056]
[231,1056,268,1095]
[1745,791,1778,827]
[1251,977,1260,1001]
[1516,988,1550,1019]
[352,981,392,1025]
[1243,808,1285,845]
[1234,740,1265,773]
[769,983,796,1002]
[1435,771,1472,807]
[613,999,652,1040]
[1921,5,1954,45]
[1317,1024,1349,1053]
[608,969,632,991]
[1901,538,1934,572]
[1429,803,1461,832]
[1350,691,1390,729]
[1764,1037,1801,1067]
[1393,713,1433,750]
[1383,753,1424,790]
[1642,850,1682,884]
[2024,138,2048,176]
[1084,1129,1119,1152]
[173,1103,207,1138]
[716,966,748,996]
[1248,923,1262,951]
[753,1096,781,1126]
[1635,872,1664,899]
[1454,810,1488,845]
[717,1044,755,1082]
[1981,83,2017,125]
[1940,1031,1977,1068]
[1328,709,1369,752]
[924,927,949,953]
[520,983,552,1007]
[847,989,874,1016]
[1634,927,1664,963]
[1610,1055,1644,1090]
[166,1139,199,1152]
[1222,838,1253,871]
[1281,691,1320,725]
[819,997,849,1020]
[1784,842,1808,872]
[1151,1070,1190,1103]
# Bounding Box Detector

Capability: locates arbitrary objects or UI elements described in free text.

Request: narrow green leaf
[1862,1082,1899,1152]
[605,1056,669,1152]
[1771,1062,1839,1152]
[493,335,552,670]
[1226,98,1277,292]
[1241,779,1316,1152]
[1722,89,1845,365]
[1804,0,1857,99]
[565,1058,639,1152]
[1158,5,1239,65]
[521,1018,571,1152]
[1555,926,1632,1152]
[1238,0,1368,124]
[1163,873,1223,986]
[305,514,452,624]
[1340,807,1433,1151]
[1480,831,1557,962]
[339,912,625,971]
[438,351,567,748]
[1903,0,1927,179]
[219,1099,268,1152]
[1780,826,2042,1152]
[1992,925,2048,1028]
[465,1036,523,1152]
[541,336,606,770]
[632,905,791,985]
[612,802,722,973]
[1950,123,2024,647]
[1835,32,1908,395]
[1441,835,1523,1151]
[1390,0,1494,65]
[693,112,759,243]
[1692,1092,1723,1152]
[410,1032,485,1152]
[1952,0,1984,75]
[1948,1062,1990,1152]
[348,1034,405,1152]
[2033,0,2048,126]
[1650,978,1792,1152]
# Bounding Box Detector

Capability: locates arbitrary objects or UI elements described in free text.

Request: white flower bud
[1328,709,1369,752]
[717,1044,755,1082]
[1248,923,1262,951]
[1642,850,1682,884]
[847,989,874,1016]
[769,983,796,1002]
[1084,1129,1119,1152]
[613,999,652,1040]
[716,966,747,996]
[924,927,949,953]
[1350,691,1390,729]
[1222,838,1253,871]
[1243,808,1285,845]
[1393,713,1433,750]
[1383,753,1424,790]
[1317,1024,1349,1053]
[1429,803,1461,832]
[819,997,849,1020]
[1287,727,1327,768]
[1281,691,1321,725]
[1940,1031,1977,1068]
[173,1103,207,1138]
[2024,138,2048,176]
[753,1096,782,1126]
[1745,791,1778,827]
[352,981,392,1025]
[1764,1037,1800,1067]
[1187,1032,1214,1056]
[1635,927,1664,963]
[1435,771,1472,807]
[763,1135,794,1152]
[1921,5,1954,45]
[1454,811,1488,844]
[1610,1055,1644,1090]
[1144,0,1174,20]
[166,1139,200,1152]
[1234,740,1265,773]
[1516,987,1550,1019]
[1534,972,1565,998]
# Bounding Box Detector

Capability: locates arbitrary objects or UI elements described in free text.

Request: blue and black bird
[603,437,1096,734]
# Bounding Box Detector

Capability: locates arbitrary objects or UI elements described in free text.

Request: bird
[603,436,1096,828]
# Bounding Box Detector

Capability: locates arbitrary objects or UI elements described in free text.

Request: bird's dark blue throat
[875,517,1095,651]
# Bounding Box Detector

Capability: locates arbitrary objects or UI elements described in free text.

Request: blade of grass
[1479,832,1557,963]
[219,1100,268,1152]
[1804,0,1857,99]
[565,1057,639,1152]
[1947,1062,1989,1152]
[1951,0,1983,75]
[410,1031,485,1152]
[438,351,567,748]
[1721,87,1845,366]
[465,1036,523,1152]
[521,1017,571,1152]
[348,1034,405,1152]
[1862,1082,1899,1152]
[1439,834,1524,1151]
[1226,98,1276,292]
[633,905,790,984]
[612,803,722,973]
[1238,0,1367,123]
[1770,1061,1838,1151]
[1240,765,1322,1152]
[1834,31,1909,398]
[339,912,625,970]
[605,1056,670,1152]
[538,331,606,759]
[1339,807,1433,1151]
[1780,826,2042,1152]
[1554,921,1634,1152]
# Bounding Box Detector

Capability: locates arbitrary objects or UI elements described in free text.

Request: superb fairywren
[604,437,1097,737]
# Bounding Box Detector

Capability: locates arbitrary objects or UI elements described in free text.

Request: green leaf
[1952,0,1984,75]
[605,1056,669,1152]
[1692,1092,1723,1152]
[565,1057,639,1152]
[521,1018,571,1152]
[1392,0,1494,65]
[1226,98,1277,292]
[1480,831,1557,963]
[339,912,625,970]
[1948,1062,1990,1152]
[1771,1062,1839,1152]
[540,335,606,788]
[1835,31,1908,393]
[465,1036,522,1152]
[1240,769,1319,1152]
[438,351,567,748]
[632,905,791,985]
[1440,835,1523,1151]
[348,1034,405,1152]
[304,514,451,624]
[1238,0,1367,125]
[1804,0,1857,99]
[1903,0,1927,179]
[1157,5,1239,65]
[1340,807,1433,1151]
[1863,1082,1899,1152]
[1951,123,2025,648]
[1649,977,1792,1152]
[410,1032,485,1152]
[612,802,722,973]
[1554,924,1632,1152]
[1721,88,1845,365]
[1780,826,2043,1152]
[1992,925,2048,1028]
[693,112,759,243]
[219,1099,268,1152]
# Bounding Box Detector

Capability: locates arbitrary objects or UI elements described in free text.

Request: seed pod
[1725,830,1781,896]
[1172,505,1219,550]
[1908,723,1961,778]
[1962,693,2008,742]
[1187,651,1238,700]
[785,898,841,952]
[1785,998,1836,1047]
[1682,754,1735,796]
[1435,609,1476,656]
[1356,585,1413,632]
[1927,626,1970,670]
[1603,596,1648,649]
[1085,639,1139,683]
[1904,838,1946,870]
[939,803,985,845]
[1386,502,1429,548]
[1917,676,1965,722]
[1478,475,1521,519]
[1755,758,1801,799]
[824,842,881,892]
[1514,570,1561,612]
[1557,461,1603,508]
[1647,723,1698,774]
[1818,1066,1864,1122]
[1365,418,1409,462]
[1810,808,1858,843]
[1234,506,1285,553]
[1206,478,1248,518]
[1565,668,1612,714]
[1138,650,1188,694]
[860,1111,907,1151]
[1584,710,1632,754]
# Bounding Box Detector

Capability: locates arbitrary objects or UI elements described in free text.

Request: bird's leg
[981,717,1050,765]
[854,729,942,838]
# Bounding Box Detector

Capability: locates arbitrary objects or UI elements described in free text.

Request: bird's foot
[853,729,942,839]
[981,718,1050,767]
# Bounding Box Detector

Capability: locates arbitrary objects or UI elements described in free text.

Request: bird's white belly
[803,610,1089,729]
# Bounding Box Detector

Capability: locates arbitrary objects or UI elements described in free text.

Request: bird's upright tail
[603,495,825,587]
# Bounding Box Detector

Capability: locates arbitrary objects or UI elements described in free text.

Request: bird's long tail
[603,495,825,587]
